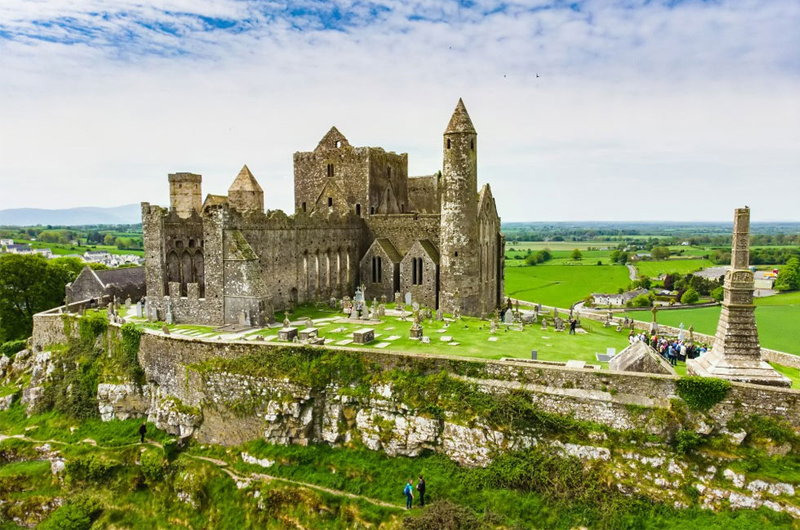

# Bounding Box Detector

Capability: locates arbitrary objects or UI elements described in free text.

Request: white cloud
[0,0,798,221]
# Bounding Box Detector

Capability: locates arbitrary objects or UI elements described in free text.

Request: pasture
[505,264,630,308]
[634,258,715,278]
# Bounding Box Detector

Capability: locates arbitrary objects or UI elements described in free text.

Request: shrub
[680,288,699,305]
[65,454,119,486]
[674,429,703,454]
[39,497,101,530]
[630,294,652,308]
[120,323,144,384]
[78,312,107,345]
[710,286,724,302]
[403,500,482,530]
[140,447,168,484]
[675,377,731,411]
[0,339,26,356]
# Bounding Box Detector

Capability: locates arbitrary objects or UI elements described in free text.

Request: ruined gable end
[314,126,351,152]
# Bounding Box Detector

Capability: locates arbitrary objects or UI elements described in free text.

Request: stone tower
[228,165,264,213]
[687,207,790,387]
[168,172,202,219]
[439,98,480,314]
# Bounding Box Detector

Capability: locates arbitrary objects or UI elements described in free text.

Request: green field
[505,264,630,308]
[505,249,617,267]
[27,240,144,257]
[627,291,800,356]
[634,258,715,278]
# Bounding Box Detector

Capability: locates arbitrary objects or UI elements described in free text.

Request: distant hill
[0,204,141,226]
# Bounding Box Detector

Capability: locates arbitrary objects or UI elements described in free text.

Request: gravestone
[161,325,170,335]
[125,297,132,309]
[503,310,514,325]
[435,309,444,321]
[135,301,143,318]
[405,292,412,305]
[490,319,498,334]
[299,328,318,341]
[353,328,375,345]
[541,318,547,330]
[421,336,431,344]
[394,292,402,306]
[278,327,298,342]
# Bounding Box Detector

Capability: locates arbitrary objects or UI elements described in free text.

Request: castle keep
[141,99,504,325]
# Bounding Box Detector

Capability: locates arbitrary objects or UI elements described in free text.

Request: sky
[0,0,798,222]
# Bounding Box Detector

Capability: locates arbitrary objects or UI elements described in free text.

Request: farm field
[505,264,630,308]
[27,240,144,257]
[626,291,800,356]
[505,249,617,267]
[634,258,715,278]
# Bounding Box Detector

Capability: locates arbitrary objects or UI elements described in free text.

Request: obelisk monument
[687,207,790,387]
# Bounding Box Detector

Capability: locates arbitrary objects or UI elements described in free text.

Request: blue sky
[0,0,798,221]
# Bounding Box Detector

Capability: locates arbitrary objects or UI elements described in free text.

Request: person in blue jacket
[404,479,414,509]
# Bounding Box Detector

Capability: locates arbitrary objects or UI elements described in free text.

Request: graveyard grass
[264,305,630,365]
[626,291,800,356]
[504,264,630,309]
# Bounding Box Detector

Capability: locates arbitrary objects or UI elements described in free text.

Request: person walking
[404,479,414,510]
[569,319,577,335]
[138,422,147,443]
[417,475,426,507]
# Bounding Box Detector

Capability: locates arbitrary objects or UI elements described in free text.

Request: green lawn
[634,258,715,278]
[627,291,800,356]
[505,249,617,266]
[27,240,144,257]
[505,264,630,308]
[265,306,629,365]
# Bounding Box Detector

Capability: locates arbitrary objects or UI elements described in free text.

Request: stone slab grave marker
[440,335,452,342]
[421,336,431,344]
[405,292,412,306]
[503,310,514,325]
[135,301,143,318]
[353,328,375,345]
[488,337,498,342]
[299,328,318,341]
[278,327,298,342]
[375,342,391,349]
[687,207,790,387]
[565,360,586,370]
[125,297,132,309]
[336,339,353,346]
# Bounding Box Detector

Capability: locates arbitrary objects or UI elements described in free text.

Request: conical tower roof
[228,164,263,192]
[444,98,476,134]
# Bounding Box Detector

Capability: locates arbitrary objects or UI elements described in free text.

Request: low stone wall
[29,313,800,467]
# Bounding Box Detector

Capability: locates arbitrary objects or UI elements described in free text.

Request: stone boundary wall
[133,329,800,430]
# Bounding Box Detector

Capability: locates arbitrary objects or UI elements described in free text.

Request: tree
[774,258,800,292]
[103,233,116,246]
[570,249,583,261]
[0,255,73,342]
[681,288,700,305]
[651,246,671,260]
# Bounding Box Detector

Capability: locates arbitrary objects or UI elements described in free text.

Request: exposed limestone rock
[97,383,150,421]
[148,388,202,437]
[241,452,274,468]
[723,468,746,488]
[0,394,14,411]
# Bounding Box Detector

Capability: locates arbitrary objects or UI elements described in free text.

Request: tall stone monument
[687,208,790,387]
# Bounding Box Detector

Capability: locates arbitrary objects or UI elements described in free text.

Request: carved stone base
[687,350,791,388]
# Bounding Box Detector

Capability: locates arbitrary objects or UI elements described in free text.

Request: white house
[5,244,33,254]
[592,289,649,307]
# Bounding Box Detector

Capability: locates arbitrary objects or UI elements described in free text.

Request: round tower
[439,98,479,314]
[168,172,202,219]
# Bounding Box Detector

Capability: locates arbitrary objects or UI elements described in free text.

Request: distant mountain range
[0,204,141,226]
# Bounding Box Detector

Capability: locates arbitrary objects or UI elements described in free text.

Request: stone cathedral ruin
[141,99,504,326]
